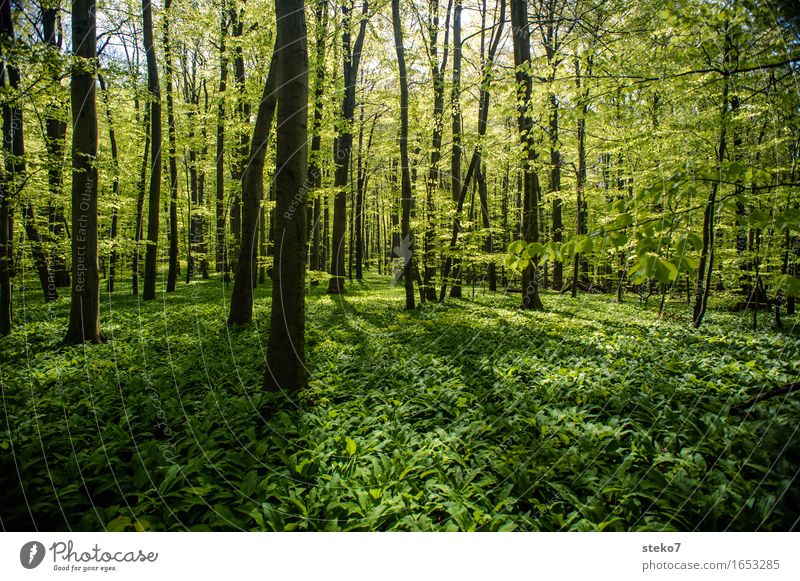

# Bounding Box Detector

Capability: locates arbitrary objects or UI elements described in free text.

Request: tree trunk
[142,0,162,301]
[693,24,731,328]
[98,74,119,293]
[41,4,69,289]
[264,0,309,392]
[132,103,150,295]
[65,0,102,343]
[309,0,328,273]
[215,5,230,281]
[392,0,416,310]
[163,0,179,292]
[511,0,543,310]
[229,47,278,325]
[449,0,463,298]
[328,1,368,294]
[1,3,56,306]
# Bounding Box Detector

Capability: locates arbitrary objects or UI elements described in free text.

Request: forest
[1,0,799,531]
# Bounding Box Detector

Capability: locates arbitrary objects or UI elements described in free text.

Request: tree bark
[65,0,102,343]
[693,23,731,328]
[510,0,543,310]
[142,0,162,301]
[229,46,278,325]
[449,0,463,298]
[309,0,328,272]
[328,0,368,294]
[41,4,69,289]
[392,0,415,310]
[264,0,309,392]
[163,0,179,292]
[98,74,119,293]
[215,4,230,281]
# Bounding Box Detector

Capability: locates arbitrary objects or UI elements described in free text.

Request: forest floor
[1,272,799,531]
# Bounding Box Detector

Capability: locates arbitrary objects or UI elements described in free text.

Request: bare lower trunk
[264,0,309,392]
[65,0,102,343]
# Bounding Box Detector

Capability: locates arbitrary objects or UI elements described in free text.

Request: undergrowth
[1,274,798,531]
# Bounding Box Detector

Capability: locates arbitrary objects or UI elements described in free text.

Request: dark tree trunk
[421,0,452,302]
[693,23,731,328]
[215,5,230,281]
[98,74,119,293]
[65,0,102,343]
[549,92,562,290]
[392,0,415,310]
[511,0,543,310]
[328,1,368,295]
[164,0,179,292]
[449,0,463,298]
[0,0,16,333]
[572,54,590,298]
[264,0,309,392]
[41,4,69,289]
[142,0,162,301]
[309,0,328,272]
[1,4,55,306]
[228,5,250,253]
[229,47,278,325]
[132,103,150,295]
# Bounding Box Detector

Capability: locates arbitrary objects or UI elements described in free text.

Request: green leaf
[106,515,132,532]
[774,274,800,297]
[345,437,357,456]
[575,236,594,254]
[507,240,526,254]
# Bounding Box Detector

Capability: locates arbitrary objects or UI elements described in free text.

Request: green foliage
[2,274,798,531]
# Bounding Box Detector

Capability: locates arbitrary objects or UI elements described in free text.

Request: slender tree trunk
[98,74,119,293]
[1,4,55,305]
[142,0,162,301]
[163,0,179,292]
[229,48,278,325]
[41,4,69,289]
[449,0,463,298]
[328,1,368,294]
[693,24,731,328]
[421,0,452,302]
[264,0,309,392]
[65,0,102,342]
[392,0,415,310]
[132,103,150,295]
[572,54,590,298]
[215,5,230,281]
[309,0,328,273]
[511,0,543,310]
[228,5,250,254]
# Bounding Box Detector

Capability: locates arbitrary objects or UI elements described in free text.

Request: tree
[229,45,278,325]
[309,0,328,272]
[392,0,415,310]
[510,0,543,310]
[163,0,179,292]
[328,0,369,295]
[65,0,102,343]
[264,0,309,392]
[142,0,162,301]
[215,3,230,281]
